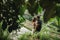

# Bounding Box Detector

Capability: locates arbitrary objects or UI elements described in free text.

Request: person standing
[32,16,42,33]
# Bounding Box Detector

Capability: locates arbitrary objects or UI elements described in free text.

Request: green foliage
[38,5,43,14]
[0,0,60,40]
[0,22,3,39]
[17,15,25,23]
[0,22,10,40]
[19,5,26,16]
[27,0,39,16]
[18,17,60,40]
[18,33,32,40]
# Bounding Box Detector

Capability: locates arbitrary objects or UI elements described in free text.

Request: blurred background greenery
[0,0,60,40]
